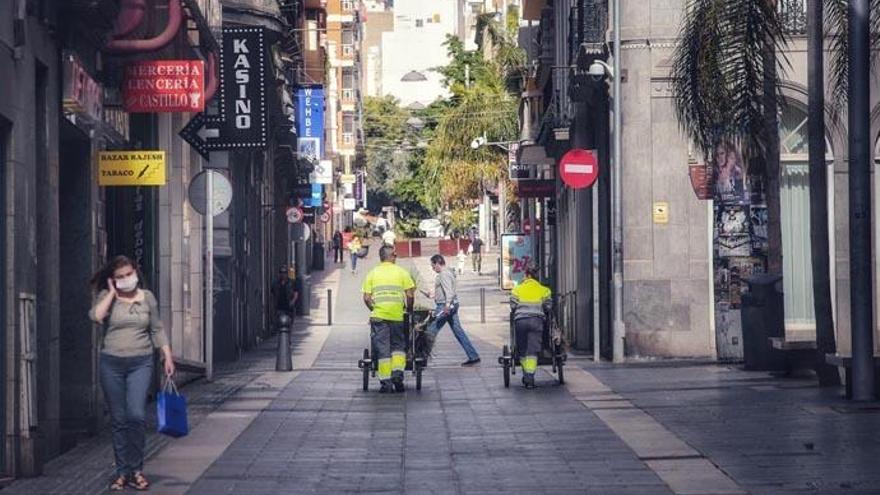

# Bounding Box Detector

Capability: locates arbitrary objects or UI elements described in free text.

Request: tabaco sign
[123,60,205,113]
[98,151,166,186]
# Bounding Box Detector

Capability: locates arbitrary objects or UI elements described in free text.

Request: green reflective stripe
[374,295,404,302]
[521,356,537,373]
[391,352,406,371]
[378,358,392,379]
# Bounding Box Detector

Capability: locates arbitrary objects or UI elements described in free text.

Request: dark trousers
[99,353,154,477]
[370,319,406,382]
[334,247,343,263]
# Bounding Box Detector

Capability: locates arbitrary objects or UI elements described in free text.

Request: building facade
[0,0,306,478]
[520,0,876,360]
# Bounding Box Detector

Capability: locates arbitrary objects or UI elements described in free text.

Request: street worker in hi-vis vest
[362,245,416,393]
[510,263,553,389]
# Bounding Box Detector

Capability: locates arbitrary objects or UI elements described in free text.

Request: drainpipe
[104,0,182,53]
[110,0,147,39]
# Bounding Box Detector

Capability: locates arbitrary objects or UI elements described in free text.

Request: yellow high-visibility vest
[362,262,415,321]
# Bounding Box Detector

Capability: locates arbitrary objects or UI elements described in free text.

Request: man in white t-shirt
[382,229,397,246]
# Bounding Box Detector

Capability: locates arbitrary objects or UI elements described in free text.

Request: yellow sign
[340,174,356,184]
[653,202,669,224]
[98,151,166,186]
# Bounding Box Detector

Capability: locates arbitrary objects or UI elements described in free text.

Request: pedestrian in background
[471,234,484,274]
[349,234,362,275]
[89,255,175,491]
[456,249,467,275]
[270,264,301,322]
[421,255,481,366]
[332,230,343,264]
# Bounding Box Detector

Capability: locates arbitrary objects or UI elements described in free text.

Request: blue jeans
[99,353,154,477]
[350,253,358,271]
[429,303,480,360]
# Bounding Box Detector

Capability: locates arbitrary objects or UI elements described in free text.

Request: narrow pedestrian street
[5,255,880,494]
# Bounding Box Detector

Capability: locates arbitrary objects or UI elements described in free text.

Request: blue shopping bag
[157,378,188,437]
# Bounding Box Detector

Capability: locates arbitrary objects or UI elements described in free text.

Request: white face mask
[115,274,139,292]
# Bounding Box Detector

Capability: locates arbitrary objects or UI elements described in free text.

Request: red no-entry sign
[559,149,599,189]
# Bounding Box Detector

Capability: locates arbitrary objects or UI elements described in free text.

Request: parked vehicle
[418,218,444,238]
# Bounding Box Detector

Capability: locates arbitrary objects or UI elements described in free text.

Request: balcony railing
[342,132,354,146]
[342,44,354,57]
[780,0,807,35]
[342,88,355,101]
[342,0,355,12]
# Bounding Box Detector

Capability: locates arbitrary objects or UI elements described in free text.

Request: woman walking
[89,256,175,491]
[349,234,362,275]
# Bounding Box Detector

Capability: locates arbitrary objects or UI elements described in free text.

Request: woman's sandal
[128,471,150,491]
[108,474,127,491]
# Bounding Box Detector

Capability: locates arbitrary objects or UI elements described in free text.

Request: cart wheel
[416,366,423,391]
[362,349,370,391]
[502,345,511,388]
[556,355,565,385]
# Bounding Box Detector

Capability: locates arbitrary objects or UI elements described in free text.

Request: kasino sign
[123,60,205,113]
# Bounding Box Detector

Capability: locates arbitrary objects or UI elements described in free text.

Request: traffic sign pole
[205,169,214,381]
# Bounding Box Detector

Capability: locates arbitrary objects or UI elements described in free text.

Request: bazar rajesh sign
[123,60,205,113]
[98,151,166,186]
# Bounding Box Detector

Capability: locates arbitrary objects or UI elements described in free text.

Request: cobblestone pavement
[585,363,880,495]
[5,249,876,495]
[186,253,672,495]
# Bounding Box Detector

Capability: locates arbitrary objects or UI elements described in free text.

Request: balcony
[342,132,354,146]
[342,0,355,12]
[302,48,326,85]
[305,0,327,10]
[342,44,355,58]
[780,0,806,35]
[342,88,355,102]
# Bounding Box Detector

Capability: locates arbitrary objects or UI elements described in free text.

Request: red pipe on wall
[110,0,146,39]
[104,0,182,53]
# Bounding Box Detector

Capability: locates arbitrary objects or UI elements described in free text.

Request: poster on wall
[718,234,751,257]
[712,140,748,204]
[750,206,768,254]
[716,205,748,235]
[501,234,533,290]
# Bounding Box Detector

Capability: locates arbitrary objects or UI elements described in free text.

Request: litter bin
[312,242,325,271]
[740,273,785,371]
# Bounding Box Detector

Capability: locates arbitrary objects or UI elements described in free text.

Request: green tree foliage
[424,27,522,214]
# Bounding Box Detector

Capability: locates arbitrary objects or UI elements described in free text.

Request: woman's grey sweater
[89,289,169,357]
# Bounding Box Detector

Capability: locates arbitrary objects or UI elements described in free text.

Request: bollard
[327,288,333,326]
[275,312,292,371]
[480,288,486,323]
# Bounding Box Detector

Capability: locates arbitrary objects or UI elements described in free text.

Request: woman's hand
[106,278,118,298]
[162,347,175,376]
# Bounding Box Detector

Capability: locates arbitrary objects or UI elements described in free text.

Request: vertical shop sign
[296,86,325,166]
[501,234,533,290]
[62,52,103,122]
[179,26,268,158]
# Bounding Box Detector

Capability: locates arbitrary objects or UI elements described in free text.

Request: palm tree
[807,0,840,385]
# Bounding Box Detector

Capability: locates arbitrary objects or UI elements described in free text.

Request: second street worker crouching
[510,264,552,389]
[362,245,416,393]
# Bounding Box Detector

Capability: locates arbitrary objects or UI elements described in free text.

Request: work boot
[391,371,405,393]
[522,373,536,389]
[378,381,395,394]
